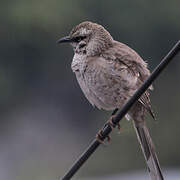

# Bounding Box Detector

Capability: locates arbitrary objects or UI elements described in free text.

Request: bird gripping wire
[61,40,180,180]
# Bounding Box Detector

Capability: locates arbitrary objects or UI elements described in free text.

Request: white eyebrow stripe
[80,28,91,35]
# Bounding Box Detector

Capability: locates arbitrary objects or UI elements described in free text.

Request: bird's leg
[96,108,119,145]
[112,108,119,116]
[96,129,111,145]
[108,108,121,131]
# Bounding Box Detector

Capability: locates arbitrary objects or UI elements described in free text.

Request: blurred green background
[1,0,180,180]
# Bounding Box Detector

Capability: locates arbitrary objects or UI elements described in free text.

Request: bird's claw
[108,116,121,132]
[96,130,111,145]
[96,114,121,145]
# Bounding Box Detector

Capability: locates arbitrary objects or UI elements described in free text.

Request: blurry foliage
[0,0,180,180]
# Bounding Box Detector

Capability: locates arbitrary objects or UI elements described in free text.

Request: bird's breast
[71,53,87,73]
[71,55,137,110]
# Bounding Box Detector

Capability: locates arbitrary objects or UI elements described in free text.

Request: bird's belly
[75,68,133,111]
[74,71,114,110]
[87,75,128,110]
[72,54,136,110]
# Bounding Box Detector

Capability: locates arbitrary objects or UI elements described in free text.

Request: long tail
[133,120,164,180]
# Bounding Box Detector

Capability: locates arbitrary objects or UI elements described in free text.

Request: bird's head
[57,21,113,56]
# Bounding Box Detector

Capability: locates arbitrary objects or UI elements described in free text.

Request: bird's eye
[74,36,86,43]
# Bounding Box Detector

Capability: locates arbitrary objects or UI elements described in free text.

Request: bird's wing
[101,42,155,119]
[138,91,155,120]
[101,42,162,179]
[119,58,155,120]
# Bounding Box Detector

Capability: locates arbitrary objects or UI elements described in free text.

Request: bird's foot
[108,108,121,132]
[96,129,111,145]
[95,108,121,145]
[108,115,121,132]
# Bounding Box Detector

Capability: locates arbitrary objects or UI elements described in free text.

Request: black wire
[61,40,180,180]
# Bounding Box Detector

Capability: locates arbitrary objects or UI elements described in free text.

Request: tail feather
[133,120,164,180]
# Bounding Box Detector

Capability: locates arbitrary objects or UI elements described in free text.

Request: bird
[57,21,163,180]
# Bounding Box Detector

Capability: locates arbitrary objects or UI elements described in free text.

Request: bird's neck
[86,38,113,56]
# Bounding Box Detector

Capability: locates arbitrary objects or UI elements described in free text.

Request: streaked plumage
[58,21,163,180]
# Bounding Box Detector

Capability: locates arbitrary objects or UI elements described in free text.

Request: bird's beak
[56,36,72,44]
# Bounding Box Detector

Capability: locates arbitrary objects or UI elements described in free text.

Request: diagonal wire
[61,40,180,180]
